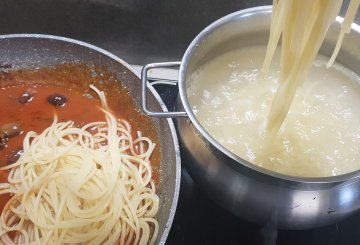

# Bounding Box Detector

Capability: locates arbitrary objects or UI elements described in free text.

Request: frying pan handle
[141,62,187,118]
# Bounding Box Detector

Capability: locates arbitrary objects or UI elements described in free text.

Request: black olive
[18,91,34,104]
[7,147,24,165]
[0,133,8,149]
[47,93,68,107]
[0,123,21,138]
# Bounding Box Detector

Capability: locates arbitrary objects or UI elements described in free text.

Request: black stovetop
[155,84,360,245]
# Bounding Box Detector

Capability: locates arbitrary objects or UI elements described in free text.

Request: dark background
[1,0,357,65]
[1,1,360,244]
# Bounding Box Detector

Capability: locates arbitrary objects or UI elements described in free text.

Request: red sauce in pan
[0,64,160,212]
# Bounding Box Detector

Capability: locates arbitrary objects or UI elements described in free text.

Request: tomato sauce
[0,64,160,211]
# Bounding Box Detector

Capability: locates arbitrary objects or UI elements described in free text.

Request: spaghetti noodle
[0,85,159,245]
[263,0,360,135]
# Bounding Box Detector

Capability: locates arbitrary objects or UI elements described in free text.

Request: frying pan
[0,34,181,244]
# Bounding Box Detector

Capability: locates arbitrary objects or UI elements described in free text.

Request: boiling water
[188,46,360,177]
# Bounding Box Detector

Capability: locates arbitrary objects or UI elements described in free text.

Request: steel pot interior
[178,6,360,185]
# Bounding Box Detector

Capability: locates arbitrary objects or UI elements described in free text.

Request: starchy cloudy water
[188,46,360,177]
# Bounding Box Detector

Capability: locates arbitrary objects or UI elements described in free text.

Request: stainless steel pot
[141,6,360,229]
[0,34,181,244]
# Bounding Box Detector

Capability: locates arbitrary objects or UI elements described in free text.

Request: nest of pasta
[0,86,159,245]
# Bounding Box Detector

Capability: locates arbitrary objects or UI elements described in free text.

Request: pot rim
[178,5,360,185]
[0,33,181,245]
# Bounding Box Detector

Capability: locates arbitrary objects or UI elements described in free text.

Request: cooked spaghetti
[0,85,159,245]
[263,0,360,135]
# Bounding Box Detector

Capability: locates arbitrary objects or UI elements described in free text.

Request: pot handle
[141,62,187,118]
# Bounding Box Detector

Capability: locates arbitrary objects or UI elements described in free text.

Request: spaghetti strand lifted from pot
[0,85,159,245]
[263,0,360,135]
